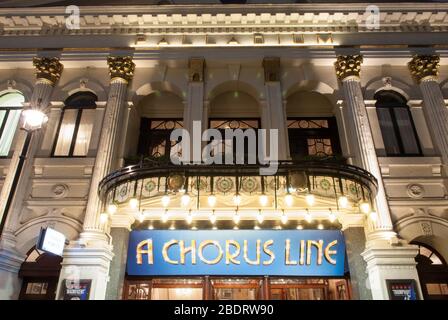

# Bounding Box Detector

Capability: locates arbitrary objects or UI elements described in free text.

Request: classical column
[0,57,63,300]
[183,57,205,163]
[335,55,421,300]
[262,57,289,160]
[56,56,135,300]
[335,55,394,235]
[81,56,135,242]
[409,55,448,166]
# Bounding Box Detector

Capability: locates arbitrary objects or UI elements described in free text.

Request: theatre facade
[0,1,447,300]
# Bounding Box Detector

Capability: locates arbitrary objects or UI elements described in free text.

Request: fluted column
[0,57,63,300]
[409,55,448,166]
[81,56,135,240]
[262,57,289,160]
[335,55,394,235]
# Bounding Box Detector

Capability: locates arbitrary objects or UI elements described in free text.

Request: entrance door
[210,278,262,300]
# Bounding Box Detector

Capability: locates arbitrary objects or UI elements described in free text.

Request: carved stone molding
[335,55,363,80]
[32,57,64,84]
[407,183,425,199]
[420,221,433,236]
[107,56,135,82]
[188,57,205,83]
[408,55,440,83]
[262,57,281,83]
[52,184,69,199]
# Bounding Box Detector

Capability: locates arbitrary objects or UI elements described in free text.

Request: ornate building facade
[0,1,447,300]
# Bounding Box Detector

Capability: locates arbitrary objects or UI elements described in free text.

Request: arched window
[52,91,97,157]
[0,91,24,157]
[375,90,421,156]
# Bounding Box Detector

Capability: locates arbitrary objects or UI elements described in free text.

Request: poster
[61,279,92,300]
[386,280,419,300]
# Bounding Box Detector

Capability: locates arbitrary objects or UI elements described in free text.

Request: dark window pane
[394,107,420,155]
[376,108,401,155]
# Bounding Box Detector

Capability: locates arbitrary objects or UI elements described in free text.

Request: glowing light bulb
[233,212,240,224]
[296,224,303,230]
[284,194,293,207]
[233,194,241,206]
[148,224,154,230]
[305,210,312,223]
[181,194,191,207]
[281,212,288,224]
[256,211,264,224]
[208,195,217,207]
[317,223,324,230]
[99,212,109,224]
[161,211,169,223]
[369,211,377,221]
[107,204,117,215]
[360,202,371,214]
[305,193,315,206]
[329,210,336,223]
[338,196,349,209]
[161,195,170,207]
[209,212,217,224]
[186,212,193,224]
[22,109,48,130]
[138,213,145,223]
[259,194,268,207]
[129,197,139,209]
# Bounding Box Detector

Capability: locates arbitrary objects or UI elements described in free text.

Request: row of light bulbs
[106,193,370,213]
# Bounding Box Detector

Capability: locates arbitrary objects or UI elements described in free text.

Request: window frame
[375,91,422,157]
[0,91,24,158]
[51,92,97,158]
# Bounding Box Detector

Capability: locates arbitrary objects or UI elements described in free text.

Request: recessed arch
[133,81,185,107]
[207,80,261,103]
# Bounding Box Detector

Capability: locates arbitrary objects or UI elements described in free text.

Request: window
[287,117,341,160]
[0,91,24,157]
[375,91,422,156]
[52,91,97,157]
[138,119,183,158]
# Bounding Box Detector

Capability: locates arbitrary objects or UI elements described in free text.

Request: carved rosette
[408,55,440,83]
[335,55,363,80]
[188,57,205,82]
[262,57,281,82]
[33,57,64,84]
[107,56,135,83]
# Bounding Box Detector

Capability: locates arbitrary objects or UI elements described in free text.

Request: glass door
[211,278,263,300]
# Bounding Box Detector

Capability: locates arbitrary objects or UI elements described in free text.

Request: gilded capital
[335,55,363,80]
[33,57,63,84]
[188,57,205,82]
[408,55,440,83]
[107,56,135,82]
[262,57,281,82]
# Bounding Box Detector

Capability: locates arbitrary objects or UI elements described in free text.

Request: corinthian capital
[33,57,63,85]
[335,55,363,80]
[408,55,440,83]
[107,56,135,82]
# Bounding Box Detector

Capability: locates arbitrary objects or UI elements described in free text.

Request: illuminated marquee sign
[127,230,346,276]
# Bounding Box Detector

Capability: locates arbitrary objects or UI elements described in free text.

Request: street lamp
[0,107,48,236]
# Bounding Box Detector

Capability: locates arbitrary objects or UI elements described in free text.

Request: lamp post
[0,106,48,237]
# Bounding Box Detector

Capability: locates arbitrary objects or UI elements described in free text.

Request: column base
[0,232,26,300]
[56,237,113,300]
[361,237,422,300]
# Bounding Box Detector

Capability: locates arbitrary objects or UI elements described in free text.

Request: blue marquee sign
[127,230,346,276]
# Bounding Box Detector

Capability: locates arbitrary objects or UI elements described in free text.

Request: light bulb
[256,211,264,224]
[161,195,170,207]
[161,211,169,223]
[181,194,191,207]
[107,204,117,215]
[186,212,193,224]
[296,224,303,230]
[338,196,348,208]
[99,212,109,224]
[233,212,240,224]
[138,213,145,223]
[22,109,48,130]
[208,195,217,207]
[209,212,217,224]
[360,202,371,214]
[233,194,241,206]
[317,223,324,230]
[369,211,377,221]
[259,194,268,207]
[281,212,288,224]
[148,224,154,230]
[305,210,312,223]
[305,193,315,206]
[329,211,336,223]
[284,194,293,207]
[129,197,139,209]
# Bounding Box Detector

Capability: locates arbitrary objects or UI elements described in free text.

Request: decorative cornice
[107,56,135,82]
[335,55,363,80]
[408,54,440,83]
[32,57,63,84]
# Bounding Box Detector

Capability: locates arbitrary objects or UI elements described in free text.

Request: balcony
[98,158,377,227]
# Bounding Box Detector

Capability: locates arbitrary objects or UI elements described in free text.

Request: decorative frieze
[408,55,440,83]
[32,57,63,84]
[335,55,363,80]
[107,56,135,83]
